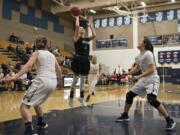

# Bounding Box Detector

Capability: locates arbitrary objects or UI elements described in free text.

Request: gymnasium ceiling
[49,0,180,15]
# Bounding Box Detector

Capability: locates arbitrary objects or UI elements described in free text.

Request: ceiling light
[89,9,96,14]
[171,0,175,3]
[140,1,146,7]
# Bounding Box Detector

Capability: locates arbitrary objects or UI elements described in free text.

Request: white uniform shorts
[132,75,160,97]
[88,74,99,92]
[22,77,57,106]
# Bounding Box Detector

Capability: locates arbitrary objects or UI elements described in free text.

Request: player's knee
[147,94,160,108]
[126,91,137,104]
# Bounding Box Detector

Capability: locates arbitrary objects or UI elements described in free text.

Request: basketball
[70,6,81,16]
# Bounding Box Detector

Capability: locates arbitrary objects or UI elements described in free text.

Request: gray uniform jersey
[35,50,56,78]
[135,50,157,76]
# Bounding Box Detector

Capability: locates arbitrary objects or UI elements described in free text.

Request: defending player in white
[86,55,101,102]
[5,37,62,135]
[115,38,176,131]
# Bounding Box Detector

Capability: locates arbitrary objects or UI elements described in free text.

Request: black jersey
[74,37,90,56]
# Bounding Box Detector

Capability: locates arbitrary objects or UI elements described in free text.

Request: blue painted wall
[2,0,64,33]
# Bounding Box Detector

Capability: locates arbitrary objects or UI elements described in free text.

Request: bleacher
[0,39,73,75]
[0,40,31,65]
[0,40,30,51]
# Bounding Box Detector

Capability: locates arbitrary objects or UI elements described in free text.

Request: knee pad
[147,94,160,108]
[126,91,137,104]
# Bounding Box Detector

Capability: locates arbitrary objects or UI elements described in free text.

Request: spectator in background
[9,33,18,43]
[27,71,33,81]
[16,45,20,54]
[26,47,33,55]
[20,51,29,64]
[0,68,4,79]
[7,44,13,52]
[18,37,24,45]
[100,73,108,85]
[19,72,28,90]
[53,46,61,56]
[9,33,24,45]
[121,70,127,84]
[1,63,10,76]
[0,68,6,91]
[127,68,133,84]
[15,63,21,70]
[48,44,53,53]
[5,70,15,91]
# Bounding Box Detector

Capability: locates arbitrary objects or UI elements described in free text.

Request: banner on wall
[146,36,163,45]
[158,50,180,64]
[165,51,172,64]
[158,51,165,64]
[94,8,180,28]
[163,34,180,45]
[96,38,128,49]
[146,34,180,46]
[172,51,179,63]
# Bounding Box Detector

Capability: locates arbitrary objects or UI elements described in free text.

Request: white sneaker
[68,97,74,108]
[78,98,87,107]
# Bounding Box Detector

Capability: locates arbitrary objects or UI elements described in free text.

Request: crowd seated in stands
[121,70,128,84]
[9,33,24,45]
[0,33,133,92]
[53,46,61,56]
[0,64,32,92]
[99,73,109,85]
[7,43,32,64]
[60,56,72,68]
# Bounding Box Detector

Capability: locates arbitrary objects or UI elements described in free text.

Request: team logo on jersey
[82,40,89,45]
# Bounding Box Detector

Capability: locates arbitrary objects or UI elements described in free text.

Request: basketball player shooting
[68,7,96,108]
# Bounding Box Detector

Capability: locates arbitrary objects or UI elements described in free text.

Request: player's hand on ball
[72,15,79,19]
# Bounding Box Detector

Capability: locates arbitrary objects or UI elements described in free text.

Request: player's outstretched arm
[6,52,38,82]
[55,59,62,79]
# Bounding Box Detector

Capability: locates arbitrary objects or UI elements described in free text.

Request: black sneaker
[166,119,176,130]
[25,129,38,135]
[36,121,48,129]
[92,92,95,96]
[115,113,130,122]
[86,95,91,102]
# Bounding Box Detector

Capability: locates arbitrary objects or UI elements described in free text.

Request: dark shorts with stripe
[71,55,90,75]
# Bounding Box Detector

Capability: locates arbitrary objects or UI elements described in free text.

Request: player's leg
[78,75,87,106]
[146,75,176,130]
[86,75,98,102]
[116,78,146,122]
[68,75,79,108]
[34,105,48,128]
[20,103,37,135]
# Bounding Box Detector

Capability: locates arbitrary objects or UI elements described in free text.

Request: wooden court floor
[0,84,180,122]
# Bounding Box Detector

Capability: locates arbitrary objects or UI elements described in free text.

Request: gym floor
[0,84,180,135]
